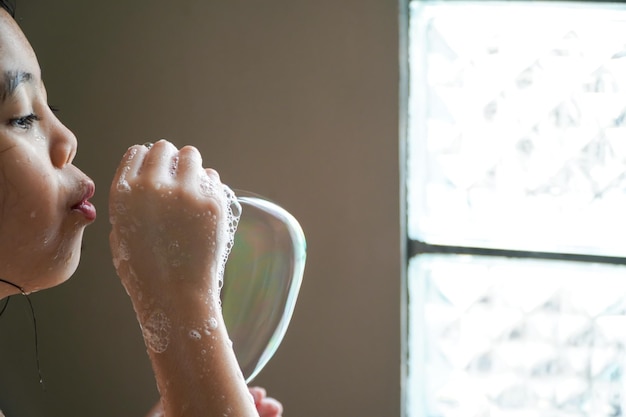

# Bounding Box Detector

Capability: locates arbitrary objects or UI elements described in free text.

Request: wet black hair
[0,0,15,17]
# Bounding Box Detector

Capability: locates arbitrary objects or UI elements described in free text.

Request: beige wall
[0,1,402,416]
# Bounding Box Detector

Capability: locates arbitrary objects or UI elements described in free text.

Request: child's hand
[109,140,238,314]
[112,140,257,417]
[249,386,284,417]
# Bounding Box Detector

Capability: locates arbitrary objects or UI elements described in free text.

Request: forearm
[109,142,258,417]
[138,295,257,417]
[146,388,283,417]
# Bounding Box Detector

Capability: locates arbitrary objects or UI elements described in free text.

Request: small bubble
[189,329,202,340]
[206,317,218,330]
[170,156,179,176]
[229,199,242,217]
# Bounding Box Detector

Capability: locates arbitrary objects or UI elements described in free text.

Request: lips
[71,181,96,221]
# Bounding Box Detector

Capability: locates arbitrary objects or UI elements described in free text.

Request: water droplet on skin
[117,165,132,192]
[117,180,131,192]
[168,241,180,254]
[189,329,202,340]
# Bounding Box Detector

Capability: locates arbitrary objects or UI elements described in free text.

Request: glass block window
[405,2,626,417]
[407,1,626,257]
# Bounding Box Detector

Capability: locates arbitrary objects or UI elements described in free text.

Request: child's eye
[10,113,40,130]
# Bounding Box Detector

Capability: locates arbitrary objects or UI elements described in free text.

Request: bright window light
[407,1,626,257]
[406,2,626,416]
[407,255,626,417]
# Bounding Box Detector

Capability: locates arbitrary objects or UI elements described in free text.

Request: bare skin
[109,140,258,417]
[146,387,283,417]
[0,10,95,298]
[0,8,282,417]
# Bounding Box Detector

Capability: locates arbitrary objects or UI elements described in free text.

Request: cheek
[0,166,71,286]
[0,213,83,292]
[0,178,56,240]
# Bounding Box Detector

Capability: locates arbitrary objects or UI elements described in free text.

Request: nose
[49,117,78,168]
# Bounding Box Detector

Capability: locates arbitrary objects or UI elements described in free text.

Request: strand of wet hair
[0,278,44,388]
[0,0,16,17]
[0,295,9,316]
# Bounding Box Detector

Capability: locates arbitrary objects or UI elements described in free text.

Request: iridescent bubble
[221,190,306,383]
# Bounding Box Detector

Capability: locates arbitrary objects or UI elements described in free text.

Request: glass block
[407,254,626,417]
[407,1,626,257]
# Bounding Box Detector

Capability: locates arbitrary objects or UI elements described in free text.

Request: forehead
[0,10,41,86]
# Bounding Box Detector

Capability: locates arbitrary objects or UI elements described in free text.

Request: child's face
[0,10,96,296]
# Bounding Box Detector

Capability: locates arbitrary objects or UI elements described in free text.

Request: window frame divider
[409,239,626,265]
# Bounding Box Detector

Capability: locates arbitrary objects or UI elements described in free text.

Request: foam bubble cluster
[197,173,241,291]
[217,185,241,289]
[112,238,130,269]
[142,309,171,353]
[116,148,137,193]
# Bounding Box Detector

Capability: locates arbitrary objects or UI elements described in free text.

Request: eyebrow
[0,70,34,102]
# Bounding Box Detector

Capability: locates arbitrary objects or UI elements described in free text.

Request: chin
[22,239,84,294]
[0,227,86,294]
[46,246,82,290]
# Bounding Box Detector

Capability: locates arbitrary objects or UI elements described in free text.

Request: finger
[205,167,221,182]
[258,398,283,417]
[139,140,179,185]
[249,386,267,405]
[176,145,204,182]
[111,144,148,195]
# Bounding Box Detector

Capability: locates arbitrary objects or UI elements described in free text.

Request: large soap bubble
[221,191,306,382]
